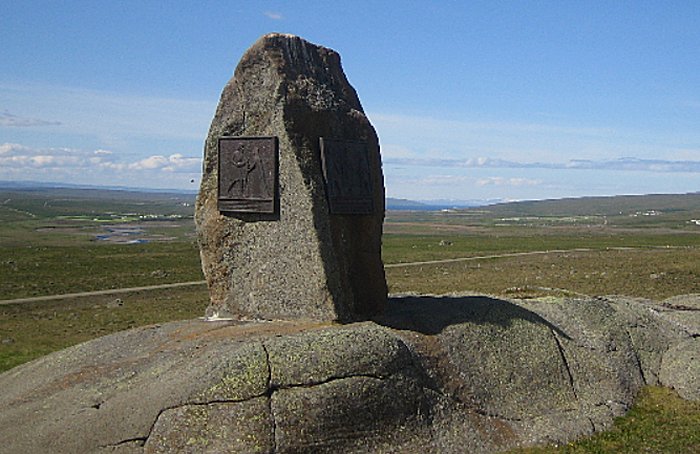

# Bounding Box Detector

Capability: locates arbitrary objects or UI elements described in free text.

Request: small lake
[95,227,150,244]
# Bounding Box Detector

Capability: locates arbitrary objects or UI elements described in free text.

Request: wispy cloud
[395,174,541,188]
[384,156,700,173]
[264,11,283,20]
[0,111,61,127]
[371,113,615,138]
[370,113,620,162]
[371,111,700,169]
[0,82,213,141]
[411,175,471,186]
[477,177,542,187]
[563,157,700,172]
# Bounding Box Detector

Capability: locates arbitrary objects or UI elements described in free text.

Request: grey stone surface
[606,296,688,385]
[0,320,272,453]
[0,295,696,453]
[195,33,386,322]
[265,322,413,387]
[272,375,432,453]
[660,337,700,401]
[658,294,700,336]
[144,398,274,453]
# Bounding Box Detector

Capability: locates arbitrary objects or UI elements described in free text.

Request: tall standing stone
[195,33,387,322]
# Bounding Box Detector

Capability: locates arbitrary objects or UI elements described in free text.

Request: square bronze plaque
[218,136,278,213]
[320,138,374,215]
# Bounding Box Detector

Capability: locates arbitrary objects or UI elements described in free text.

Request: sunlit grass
[0,286,208,372]
[0,242,204,300]
[386,247,700,300]
[509,387,700,454]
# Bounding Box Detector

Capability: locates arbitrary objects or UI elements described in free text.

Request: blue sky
[1,1,699,201]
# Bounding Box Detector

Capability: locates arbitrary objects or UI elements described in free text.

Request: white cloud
[163,153,201,172]
[264,11,283,20]
[0,143,201,175]
[130,155,169,170]
[0,144,87,168]
[128,153,200,172]
[0,143,30,155]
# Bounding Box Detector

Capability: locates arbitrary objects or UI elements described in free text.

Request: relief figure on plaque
[247,146,271,198]
[226,144,270,198]
[226,143,249,197]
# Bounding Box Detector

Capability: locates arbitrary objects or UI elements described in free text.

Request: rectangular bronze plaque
[218,136,278,213]
[320,138,374,215]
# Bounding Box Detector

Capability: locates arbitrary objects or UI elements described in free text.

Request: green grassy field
[0,188,202,299]
[1,242,203,299]
[0,286,208,372]
[0,188,698,452]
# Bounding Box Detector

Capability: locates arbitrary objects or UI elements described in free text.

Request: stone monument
[195,33,387,322]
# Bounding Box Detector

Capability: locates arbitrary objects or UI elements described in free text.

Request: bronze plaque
[320,138,374,214]
[218,136,277,213]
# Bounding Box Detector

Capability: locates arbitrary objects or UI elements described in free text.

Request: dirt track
[0,246,682,305]
[0,281,207,306]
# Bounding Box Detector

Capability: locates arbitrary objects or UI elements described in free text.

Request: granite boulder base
[195,33,387,322]
[1,295,697,453]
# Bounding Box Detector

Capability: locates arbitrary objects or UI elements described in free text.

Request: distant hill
[386,198,430,210]
[2,181,697,217]
[472,193,700,217]
[0,180,197,195]
[0,184,196,219]
[386,197,501,211]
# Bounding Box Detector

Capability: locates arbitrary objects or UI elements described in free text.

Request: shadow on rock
[374,295,571,340]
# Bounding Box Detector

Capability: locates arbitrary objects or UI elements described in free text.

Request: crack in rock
[127,393,273,450]
[551,330,579,401]
[262,342,278,454]
[661,303,700,312]
[113,341,274,450]
[101,437,147,449]
[624,328,648,384]
[587,417,596,432]
[271,372,388,391]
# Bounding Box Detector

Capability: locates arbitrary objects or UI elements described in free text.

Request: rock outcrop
[195,33,386,322]
[656,294,700,401]
[0,294,696,453]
